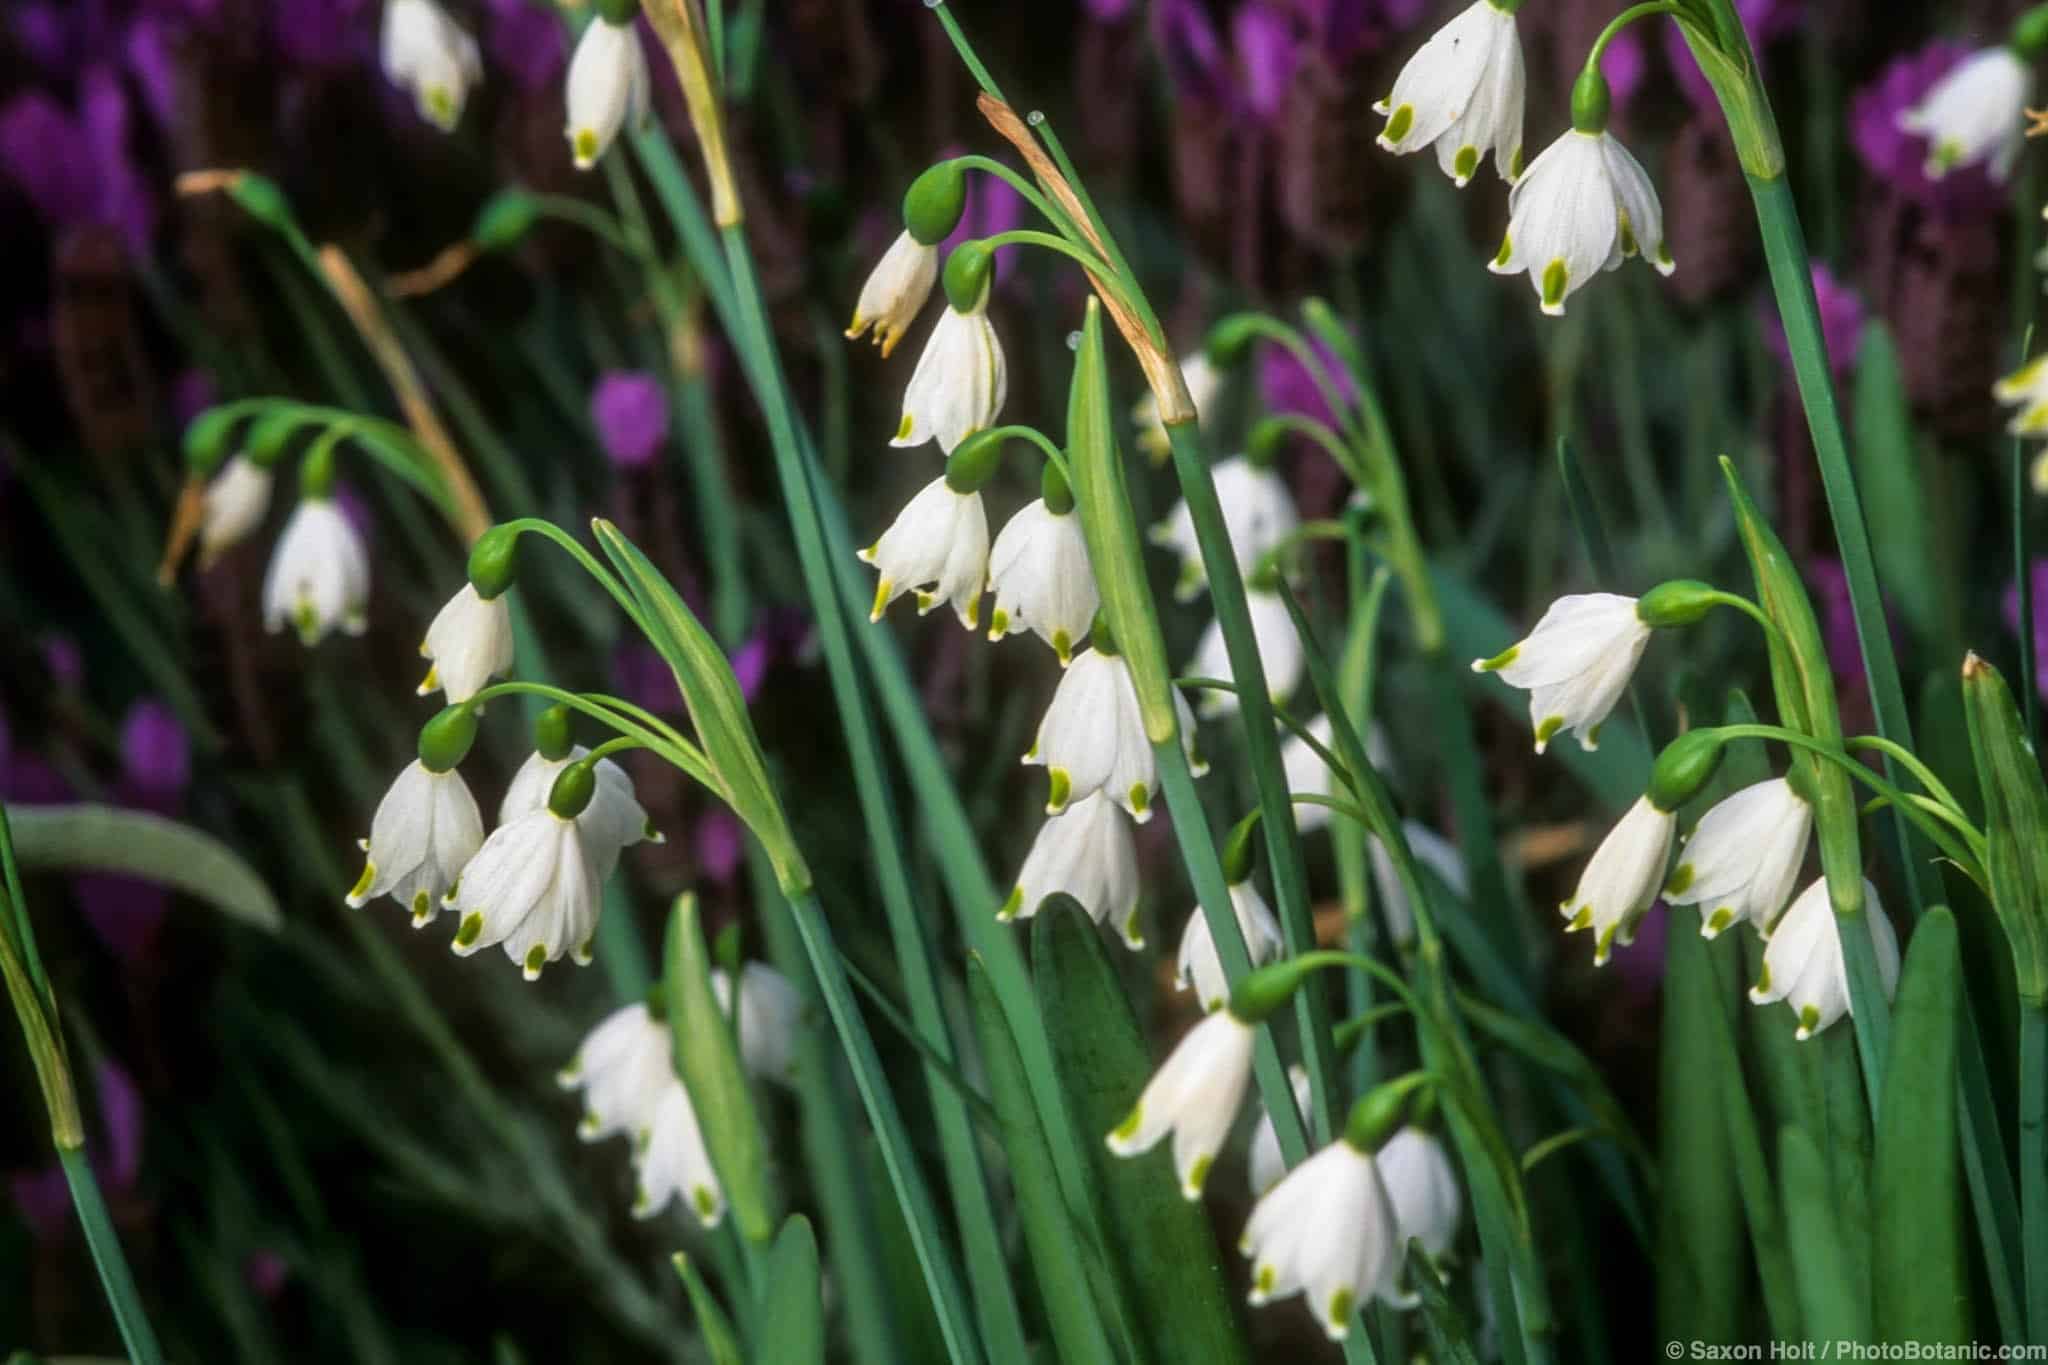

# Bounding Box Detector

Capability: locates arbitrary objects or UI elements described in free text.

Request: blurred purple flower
[0,68,156,254]
[1763,265,1865,377]
[42,634,84,691]
[695,805,744,884]
[2003,560,2048,702]
[487,0,567,95]
[1601,29,1647,111]
[171,369,217,428]
[591,371,670,470]
[334,484,376,544]
[1852,41,2004,215]
[942,168,1026,277]
[1259,330,1359,427]
[1153,0,1231,105]
[120,699,190,806]
[1612,900,1667,996]
[272,0,374,68]
[1085,0,1136,19]
[1232,2,1298,123]
[1807,557,1865,686]
[125,17,183,129]
[10,1059,143,1242]
[613,641,683,714]
[1664,0,1797,110]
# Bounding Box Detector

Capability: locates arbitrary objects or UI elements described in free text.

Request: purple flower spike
[1807,558,1865,686]
[272,0,374,69]
[591,371,670,470]
[2002,560,2048,702]
[1852,41,2004,215]
[612,641,683,714]
[1764,265,1865,378]
[42,635,84,691]
[0,92,99,226]
[1259,330,1359,427]
[1084,0,1136,20]
[486,0,566,95]
[1232,2,1298,125]
[121,700,190,804]
[695,805,744,884]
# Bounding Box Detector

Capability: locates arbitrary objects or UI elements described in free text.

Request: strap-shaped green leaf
[670,1254,744,1365]
[1407,1244,1482,1365]
[1961,656,2048,1005]
[1780,1125,1865,1343]
[756,1215,825,1365]
[6,804,281,932]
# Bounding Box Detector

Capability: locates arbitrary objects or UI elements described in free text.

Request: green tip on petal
[573,128,598,166]
[1705,907,1735,936]
[1664,863,1696,897]
[1254,1264,1277,1297]
[1492,234,1514,268]
[1183,1155,1213,1198]
[1753,963,1772,994]
[524,944,549,979]
[1453,145,1479,182]
[454,911,484,949]
[1473,644,1518,672]
[1382,103,1414,144]
[1047,768,1072,812]
[346,860,377,905]
[988,606,1010,640]
[1540,259,1570,312]
[895,412,914,442]
[1535,715,1564,749]
[1796,1005,1820,1039]
[410,890,432,925]
[1565,904,1593,931]
[1108,1106,1143,1145]
[998,887,1024,921]
[1128,783,1149,818]
[693,1187,719,1224]
[1051,628,1072,663]
[1327,1289,1357,1335]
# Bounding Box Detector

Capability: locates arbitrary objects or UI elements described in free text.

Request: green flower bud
[903,162,968,246]
[713,921,744,979]
[472,190,542,252]
[644,980,670,1021]
[418,704,480,772]
[595,0,639,23]
[548,761,598,819]
[944,427,1008,494]
[1636,579,1722,628]
[182,407,241,476]
[2014,3,2048,59]
[1203,313,1266,367]
[227,173,294,232]
[941,242,994,313]
[1570,68,1612,134]
[245,407,307,469]
[1228,955,1320,1024]
[1041,456,1075,515]
[1221,810,1262,886]
[467,524,521,600]
[1245,417,1290,470]
[1090,618,1121,658]
[534,704,574,762]
[299,439,338,499]
[1646,730,1726,813]
[1343,1071,1433,1151]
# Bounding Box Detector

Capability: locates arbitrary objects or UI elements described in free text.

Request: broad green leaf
[671,1254,744,1365]
[1873,907,1968,1345]
[1852,324,1952,651]
[1407,1245,1482,1365]
[662,893,775,1242]
[1961,656,2048,1004]
[1780,1126,1864,1344]
[6,804,280,932]
[966,954,1121,1365]
[756,1216,825,1365]
[1033,900,1246,1365]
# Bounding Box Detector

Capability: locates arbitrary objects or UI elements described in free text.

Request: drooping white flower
[1897,47,2030,182]
[1241,1137,1410,1338]
[1369,821,1469,949]
[891,293,1005,454]
[1473,592,1652,753]
[1151,456,1300,601]
[1994,353,2048,439]
[1375,0,1526,186]
[198,456,273,569]
[418,583,514,705]
[1560,795,1674,966]
[447,809,602,980]
[262,497,370,646]
[379,0,481,132]
[1665,777,1813,939]
[987,498,1098,664]
[1106,1008,1256,1199]
[1025,645,1205,822]
[1133,352,1222,465]
[634,1080,726,1226]
[558,1002,675,1143]
[345,760,484,924]
[565,17,649,170]
[846,231,939,360]
[1282,715,1394,834]
[1750,877,1901,1041]
[1248,1066,1314,1197]
[1376,1126,1462,1260]
[1176,882,1286,1011]
[1002,793,1142,947]
[500,746,658,882]
[1488,129,1672,316]
[860,475,990,630]
[712,963,802,1087]
[1186,590,1305,717]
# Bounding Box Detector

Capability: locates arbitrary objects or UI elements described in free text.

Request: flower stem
[1583,2,1688,75]
[2023,1004,2048,1339]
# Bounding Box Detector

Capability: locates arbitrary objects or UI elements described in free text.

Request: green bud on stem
[903,162,968,246]
[1229,955,1324,1024]
[548,761,598,820]
[467,524,521,600]
[1343,1071,1434,1151]
[1203,313,1265,367]
[941,242,993,313]
[182,407,241,476]
[1646,730,1726,813]
[534,704,574,762]
[246,408,307,469]
[473,190,542,252]
[227,173,294,232]
[1042,456,1075,515]
[298,438,338,499]
[594,0,639,23]
[418,704,480,773]
[2013,3,2048,59]
[945,428,1007,494]
[1221,810,1262,886]
[1570,67,1612,134]
[1636,579,1723,628]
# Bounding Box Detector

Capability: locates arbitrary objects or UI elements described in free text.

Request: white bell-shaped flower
[1369,821,1469,949]
[987,497,1098,664]
[500,746,657,882]
[448,809,602,980]
[418,583,514,705]
[1106,1008,1256,1199]
[1026,644,1205,822]
[1897,46,2030,182]
[1186,589,1305,718]
[1995,353,2048,439]
[891,292,1005,454]
[846,231,939,360]
[633,1080,726,1226]
[712,963,802,1087]
[1474,591,1651,753]
[1002,793,1142,947]
[860,475,990,630]
[565,17,649,170]
[1133,352,1222,465]
[1560,795,1674,966]
[198,455,273,569]
[1665,777,1812,939]
[1176,882,1286,1011]
[1248,1065,1314,1197]
[263,498,370,646]
[1376,1125,1462,1260]
[1750,877,1901,1041]
[1241,1138,1410,1338]
[1488,126,1672,316]
[1282,714,1394,834]
[346,760,484,924]
[558,1002,675,1143]
[1151,456,1299,601]
[379,0,481,132]
[1375,0,1526,186]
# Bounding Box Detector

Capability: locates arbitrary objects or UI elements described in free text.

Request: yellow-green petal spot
[426,86,454,127]
[962,590,981,631]
[1121,912,1144,949]
[1566,904,1593,931]
[1664,863,1696,897]
[1541,259,1570,310]
[989,606,1010,639]
[1185,1154,1212,1195]
[1594,924,1618,964]
[410,890,431,924]
[1492,233,1514,268]
[868,577,893,623]
[1383,103,1414,144]
[573,128,598,164]
[1474,644,1518,672]
[1327,1288,1357,1334]
[1453,145,1479,181]
[1797,1004,1821,1037]
[1707,907,1735,934]
[1655,242,1674,270]
[1109,1105,1143,1144]
[1051,628,1072,663]
[1618,212,1639,257]
[1509,144,1526,179]
[895,412,915,442]
[914,589,936,614]
[1753,963,1773,994]
[524,944,548,978]
[1535,715,1564,747]
[693,1187,718,1223]
[455,911,484,948]
[1128,783,1149,817]
[998,886,1024,921]
[347,859,377,902]
[1255,1264,1277,1296]
[1047,768,1072,812]
[417,662,439,695]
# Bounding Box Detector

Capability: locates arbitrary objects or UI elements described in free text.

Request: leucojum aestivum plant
[8,0,2048,1360]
